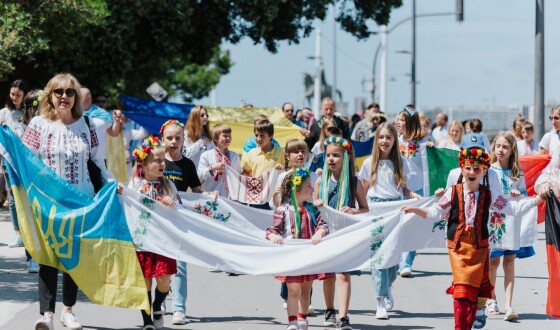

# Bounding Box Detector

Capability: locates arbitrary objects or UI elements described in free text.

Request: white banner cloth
[225,166,282,204]
[123,188,445,275]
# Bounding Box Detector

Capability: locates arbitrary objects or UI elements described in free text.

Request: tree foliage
[0,0,401,103]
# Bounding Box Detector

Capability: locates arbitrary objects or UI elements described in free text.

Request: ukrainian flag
[0,126,149,310]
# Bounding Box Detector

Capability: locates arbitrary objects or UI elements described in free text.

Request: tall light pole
[379,25,388,113]
[534,0,544,139]
[395,49,414,102]
[313,28,322,119]
[411,0,417,105]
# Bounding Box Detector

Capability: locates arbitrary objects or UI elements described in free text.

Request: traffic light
[456,0,464,22]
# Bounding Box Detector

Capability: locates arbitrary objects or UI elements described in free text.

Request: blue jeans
[7,186,18,231]
[372,265,398,297]
[172,261,187,313]
[399,251,416,270]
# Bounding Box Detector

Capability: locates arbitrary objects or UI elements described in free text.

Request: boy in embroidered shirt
[241,119,285,177]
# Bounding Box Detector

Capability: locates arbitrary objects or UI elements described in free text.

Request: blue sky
[198,0,560,116]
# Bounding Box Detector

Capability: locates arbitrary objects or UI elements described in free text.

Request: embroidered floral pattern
[492,195,508,210]
[400,141,418,159]
[133,197,155,248]
[369,217,384,268]
[432,213,448,232]
[489,210,506,244]
[194,201,231,223]
[437,195,451,210]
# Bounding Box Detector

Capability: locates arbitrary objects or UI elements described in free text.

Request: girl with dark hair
[0,80,29,250]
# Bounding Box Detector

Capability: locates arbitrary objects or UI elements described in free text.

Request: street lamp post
[395,48,414,103]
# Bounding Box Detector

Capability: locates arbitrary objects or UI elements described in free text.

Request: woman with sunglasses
[22,73,110,330]
[539,105,560,154]
[183,105,214,167]
[0,80,32,257]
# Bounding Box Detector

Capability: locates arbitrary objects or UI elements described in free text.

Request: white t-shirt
[399,135,430,194]
[437,139,461,151]
[0,107,25,138]
[539,131,560,154]
[358,157,408,200]
[431,125,448,144]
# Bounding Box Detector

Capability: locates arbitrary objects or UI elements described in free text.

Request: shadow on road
[0,256,37,302]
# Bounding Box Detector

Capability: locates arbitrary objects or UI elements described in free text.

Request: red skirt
[137,251,177,278]
[275,272,334,283]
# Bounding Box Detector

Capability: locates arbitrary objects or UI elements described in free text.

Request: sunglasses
[550,116,560,121]
[53,88,76,98]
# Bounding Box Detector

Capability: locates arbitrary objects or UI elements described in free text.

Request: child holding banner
[401,134,546,330]
[314,136,368,330]
[129,136,180,330]
[487,132,533,321]
[358,123,421,320]
[266,167,332,330]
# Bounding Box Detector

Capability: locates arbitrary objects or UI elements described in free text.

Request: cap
[460,133,485,150]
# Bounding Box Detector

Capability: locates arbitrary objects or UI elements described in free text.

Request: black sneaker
[324,309,336,326]
[339,316,352,330]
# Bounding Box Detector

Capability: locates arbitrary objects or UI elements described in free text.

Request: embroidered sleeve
[314,211,329,235]
[197,151,212,181]
[425,189,451,222]
[266,207,286,239]
[22,120,42,154]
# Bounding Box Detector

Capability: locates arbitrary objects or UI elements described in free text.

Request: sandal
[504,307,518,321]
[485,299,500,315]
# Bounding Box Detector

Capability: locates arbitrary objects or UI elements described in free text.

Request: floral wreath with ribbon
[133,136,165,162]
[159,119,184,135]
[458,147,490,169]
[320,136,351,209]
[290,167,311,238]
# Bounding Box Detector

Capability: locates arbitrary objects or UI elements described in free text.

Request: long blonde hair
[185,105,211,142]
[369,123,406,189]
[446,120,464,144]
[398,108,426,142]
[490,132,521,181]
[40,73,83,120]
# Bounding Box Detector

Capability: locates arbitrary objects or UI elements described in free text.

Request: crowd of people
[1,74,558,330]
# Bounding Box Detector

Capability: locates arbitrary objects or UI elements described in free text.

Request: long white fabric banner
[123,187,447,275]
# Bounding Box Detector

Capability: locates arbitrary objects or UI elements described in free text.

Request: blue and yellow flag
[0,126,148,310]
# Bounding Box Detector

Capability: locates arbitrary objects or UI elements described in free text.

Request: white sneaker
[172,311,189,325]
[286,321,299,330]
[152,311,164,329]
[35,313,54,330]
[384,292,394,311]
[27,259,40,273]
[8,235,24,248]
[400,267,412,277]
[282,300,287,309]
[297,318,308,330]
[60,310,82,329]
[208,267,222,272]
[308,305,315,315]
[375,297,389,319]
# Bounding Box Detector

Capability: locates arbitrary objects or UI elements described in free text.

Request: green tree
[1,0,401,103]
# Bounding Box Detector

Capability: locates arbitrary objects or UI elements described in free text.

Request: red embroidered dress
[266,202,334,283]
[132,179,178,277]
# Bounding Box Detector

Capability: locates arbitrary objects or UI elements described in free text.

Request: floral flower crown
[133,136,165,162]
[371,112,385,119]
[459,147,491,169]
[159,119,184,135]
[323,136,351,150]
[33,90,43,107]
[291,167,310,188]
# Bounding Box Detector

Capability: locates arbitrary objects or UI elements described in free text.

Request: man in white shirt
[81,88,123,163]
[431,112,449,145]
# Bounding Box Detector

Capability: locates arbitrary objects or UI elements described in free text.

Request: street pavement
[1,206,559,329]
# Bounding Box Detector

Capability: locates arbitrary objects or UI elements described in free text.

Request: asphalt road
[1,207,559,329]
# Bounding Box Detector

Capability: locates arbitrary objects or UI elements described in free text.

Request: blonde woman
[437,120,464,151]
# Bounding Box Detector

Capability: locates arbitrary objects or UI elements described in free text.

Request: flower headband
[291,167,311,238]
[159,119,184,135]
[403,106,414,117]
[458,147,491,169]
[133,136,165,162]
[371,112,385,119]
[323,136,351,150]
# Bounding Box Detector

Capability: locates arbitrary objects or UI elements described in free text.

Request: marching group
[1,73,558,330]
